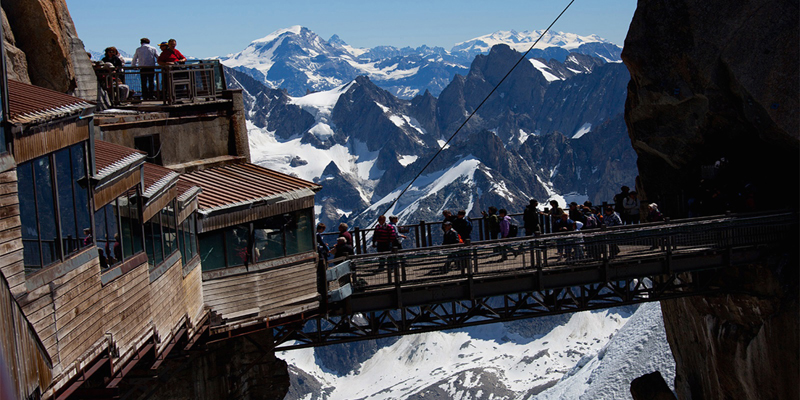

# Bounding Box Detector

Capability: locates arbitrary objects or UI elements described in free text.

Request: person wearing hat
[442,221,460,245]
[646,203,664,222]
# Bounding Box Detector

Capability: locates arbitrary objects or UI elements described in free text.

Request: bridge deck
[224,212,797,350]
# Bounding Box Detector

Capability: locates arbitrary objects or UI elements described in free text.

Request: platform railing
[93,60,226,106]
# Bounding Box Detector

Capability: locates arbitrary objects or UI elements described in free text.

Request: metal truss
[273,271,713,350]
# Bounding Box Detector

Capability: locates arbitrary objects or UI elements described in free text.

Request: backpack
[584,215,598,229]
[508,224,519,237]
[457,233,464,244]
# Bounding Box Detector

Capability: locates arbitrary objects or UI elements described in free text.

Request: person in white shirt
[131,38,159,99]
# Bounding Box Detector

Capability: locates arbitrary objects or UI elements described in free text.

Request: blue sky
[68,0,636,58]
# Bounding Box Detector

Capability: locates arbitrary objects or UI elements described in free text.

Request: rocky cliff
[2,0,96,99]
[622,0,799,398]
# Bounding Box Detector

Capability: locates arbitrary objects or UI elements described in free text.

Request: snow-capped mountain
[280,303,675,400]
[452,30,621,63]
[228,42,635,231]
[221,26,622,99]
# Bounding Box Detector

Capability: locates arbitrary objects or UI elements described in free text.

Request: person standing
[613,186,630,215]
[132,38,159,99]
[623,191,641,224]
[452,210,473,243]
[388,216,406,249]
[337,223,353,246]
[481,207,501,240]
[157,39,187,66]
[316,223,329,259]
[523,199,541,236]
[373,216,396,253]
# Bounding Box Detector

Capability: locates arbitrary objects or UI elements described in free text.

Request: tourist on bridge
[441,210,456,231]
[442,221,460,245]
[481,207,501,240]
[553,213,576,261]
[338,223,353,246]
[316,223,330,259]
[569,202,586,224]
[624,191,641,224]
[613,186,630,216]
[548,200,564,232]
[331,237,354,258]
[388,216,407,249]
[646,203,664,222]
[373,215,396,253]
[523,199,541,236]
[452,210,472,242]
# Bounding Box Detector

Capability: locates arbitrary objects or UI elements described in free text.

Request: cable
[379,0,577,218]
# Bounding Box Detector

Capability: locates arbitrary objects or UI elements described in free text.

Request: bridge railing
[326,211,794,294]
[320,203,633,253]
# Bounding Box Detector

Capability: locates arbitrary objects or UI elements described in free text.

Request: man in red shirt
[157,39,186,66]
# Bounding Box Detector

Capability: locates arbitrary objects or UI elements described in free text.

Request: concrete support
[223,89,251,163]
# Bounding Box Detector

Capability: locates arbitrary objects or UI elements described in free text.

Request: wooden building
[1,57,323,398]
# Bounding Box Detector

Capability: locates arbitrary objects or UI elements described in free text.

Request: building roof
[6,79,94,124]
[93,140,146,181]
[142,162,179,199]
[181,162,321,214]
[176,176,202,205]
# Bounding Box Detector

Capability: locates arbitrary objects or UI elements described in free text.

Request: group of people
[95,38,187,102]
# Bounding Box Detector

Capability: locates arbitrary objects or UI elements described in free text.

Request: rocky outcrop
[2,0,96,99]
[2,8,30,83]
[623,0,799,399]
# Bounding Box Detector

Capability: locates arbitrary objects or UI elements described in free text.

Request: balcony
[93,59,227,107]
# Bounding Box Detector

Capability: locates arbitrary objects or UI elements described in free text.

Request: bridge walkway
[271,212,796,349]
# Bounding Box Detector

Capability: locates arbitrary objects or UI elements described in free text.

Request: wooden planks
[13,118,90,164]
[203,260,319,322]
[0,169,25,298]
[0,273,52,400]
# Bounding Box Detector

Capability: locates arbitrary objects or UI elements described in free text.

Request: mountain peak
[252,25,306,44]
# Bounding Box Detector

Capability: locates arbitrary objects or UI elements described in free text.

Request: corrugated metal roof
[93,140,146,180]
[176,177,202,204]
[143,162,179,199]
[7,79,94,124]
[181,163,321,213]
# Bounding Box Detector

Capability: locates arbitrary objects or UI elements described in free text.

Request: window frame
[20,142,93,272]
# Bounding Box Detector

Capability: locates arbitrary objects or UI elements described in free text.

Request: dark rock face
[623,0,799,216]
[623,0,799,399]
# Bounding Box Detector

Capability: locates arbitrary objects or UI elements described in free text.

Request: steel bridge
[250,212,795,350]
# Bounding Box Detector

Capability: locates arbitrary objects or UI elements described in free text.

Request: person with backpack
[523,199,541,236]
[442,221,461,245]
[481,206,501,240]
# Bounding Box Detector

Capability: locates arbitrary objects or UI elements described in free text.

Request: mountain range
[221,26,622,99]
[224,27,636,232]
[221,26,661,399]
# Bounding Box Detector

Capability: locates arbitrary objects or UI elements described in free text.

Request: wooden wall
[0,169,25,298]
[203,254,319,327]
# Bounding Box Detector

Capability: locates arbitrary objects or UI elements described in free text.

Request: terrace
[93,59,227,108]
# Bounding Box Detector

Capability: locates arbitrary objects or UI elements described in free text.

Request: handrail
[92,60,225,106]
[319,210,793,256]
[324,211,795,296]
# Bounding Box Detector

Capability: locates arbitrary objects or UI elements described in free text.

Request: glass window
[225,225,250,267]
[19,163,41,269]
[19,143,93,271]
[199,230,225,271]
[71,144,92,251]
[128,190,143,255]
[33,156,58,267]
[161,205,176,256]
[55,148,77,255]
[253,218,284,262]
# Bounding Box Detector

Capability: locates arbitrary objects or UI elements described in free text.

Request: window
[199,208,314,272]
[144,198,178,268]
[95,188,144,269]
[19,143,92,271]
[178,213,198,264]
[134,135,161,165]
